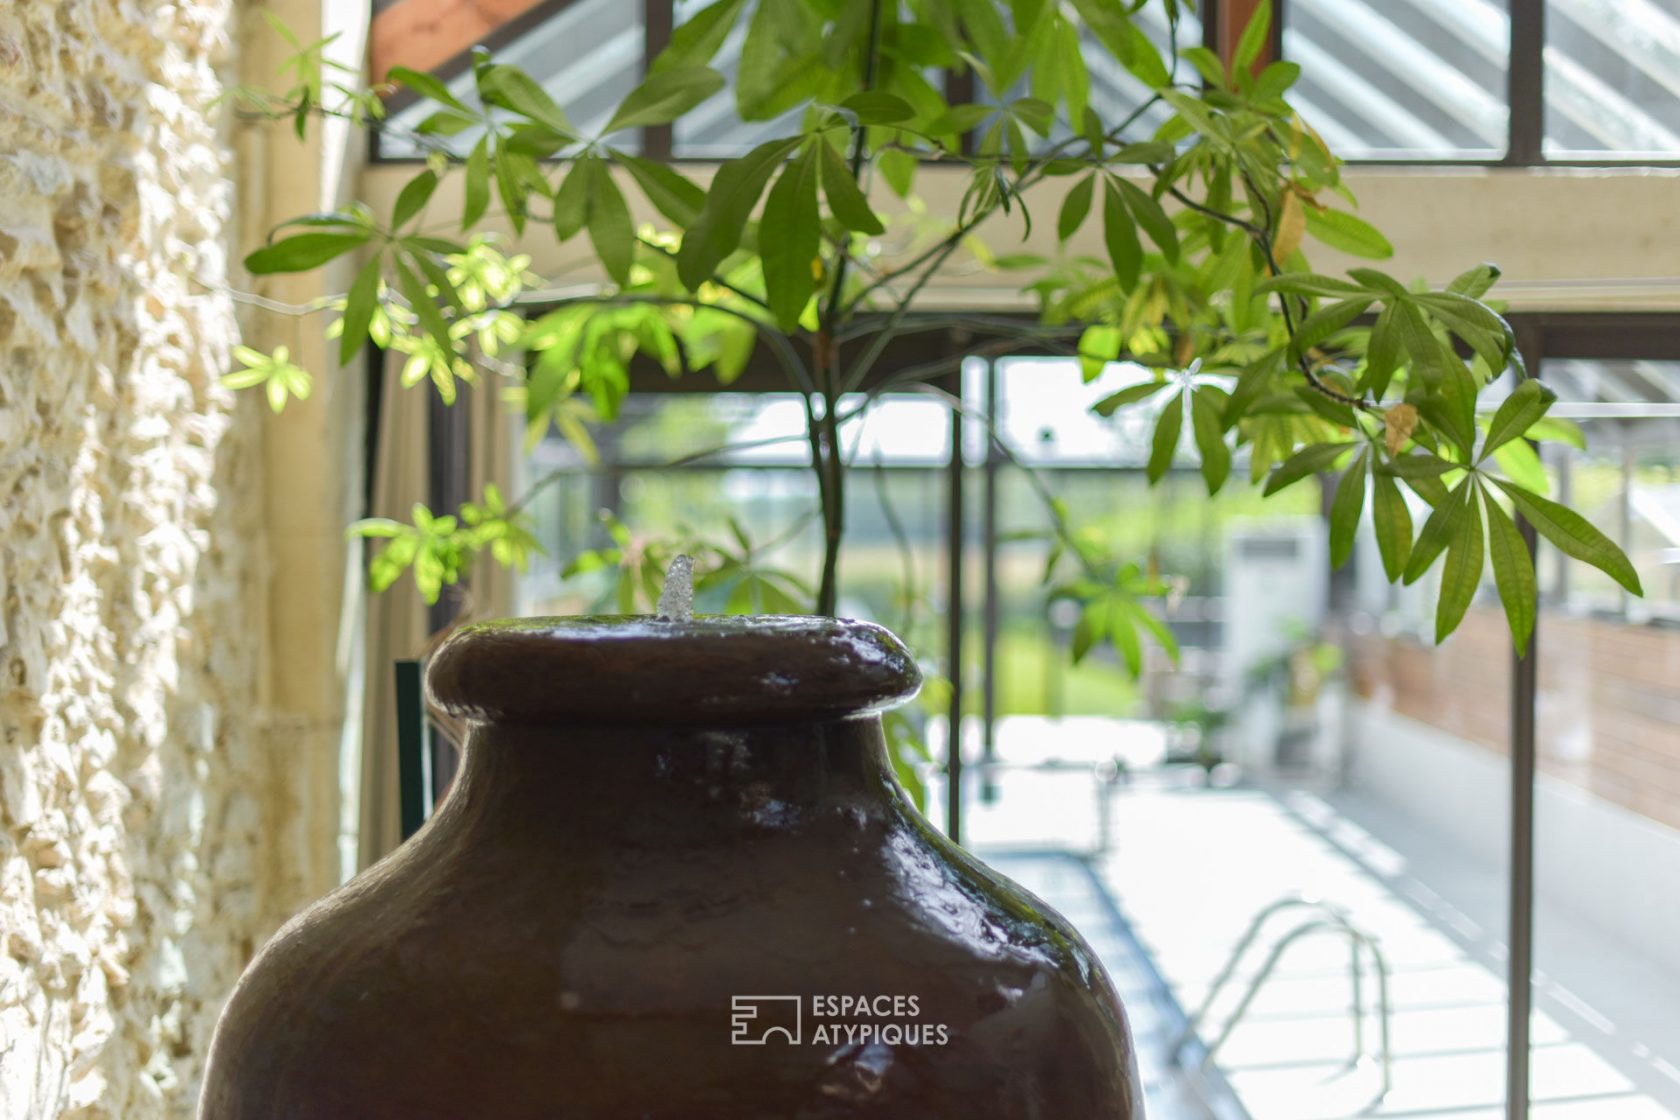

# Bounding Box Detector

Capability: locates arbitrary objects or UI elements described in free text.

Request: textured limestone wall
[0,2,300,1116]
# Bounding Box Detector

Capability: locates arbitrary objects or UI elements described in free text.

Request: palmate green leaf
[838,91,915,125]
[677,136,802,290]
[1114,178,1179,263]
[1480,379,1557,460]
[1108,596,1143,676]
[1288,297,1374,360]
[1078,324,1123,382]
[1059,175,1095,242]
[1491,477,1643,595]
[1093,379,1169,416]
[1190,389,1231,495]
[652,0,746,71]
[338,255,382,366]
[409,246,464,314]
[1007,96,1056,137]
[1435,352,1480,458]
[387,66,470,112]
[1404,478,1470,584]
[1343,267,1405,298]
[476,63,573,135]
[817,140,884,235]
[391,170,438,228]
[1250,59,1302,100]
[736,0,822,120]
[1121,19,1171,88]
[1224,348,1283,426]
[493,145,531,234]
[1304,208,1393,259]
[1147,391,1185,483]
[615,151,705,228]
[392,254,454,363]
[1389,300,1444,389]
[1049,12,1090,124]
[1448,262,1502,298]
[245,231,368,274]
[1256,273,1367,298]
[1330,449,1369,569]
[1130,598,1181,667]
[584,160,636,286]
[463,137,491,228]
[552,155,591,241]
[1295,384,1358,428]
[1263,441,1357,496]
[760,145,821,330]
[1362,304,1401,396]
[1483,488,1537,655]
[606,65,725,132]
[1527,415,1586,449]
[1233,0,1273,73]
[1490,436,1549,494]
[1102,178,1142,290]
[1070,599,1102,664]
[1371,471,1413,581]
[878,147,917,197]
[1436,479,1484,643]
[1180,46,1227,91]
[1416,292,1512,373]
[1384,453,1464,480]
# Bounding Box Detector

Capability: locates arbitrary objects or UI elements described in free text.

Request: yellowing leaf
[1384,403,1419,455]
[1274,188,1306,265]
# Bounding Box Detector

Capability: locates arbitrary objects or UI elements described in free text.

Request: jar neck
[434,715,900,847]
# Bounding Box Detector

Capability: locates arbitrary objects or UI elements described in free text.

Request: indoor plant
[224,0,1640,669]
[202,3,1647,1111]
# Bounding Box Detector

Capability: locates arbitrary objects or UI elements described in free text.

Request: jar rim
[425,615,923,726]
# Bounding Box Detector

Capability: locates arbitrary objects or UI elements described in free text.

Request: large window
[1283,0,1511,160]
[1545,0,1680,157]
[503,314,1680,1120]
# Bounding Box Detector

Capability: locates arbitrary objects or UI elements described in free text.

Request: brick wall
[1352,607,1680,832]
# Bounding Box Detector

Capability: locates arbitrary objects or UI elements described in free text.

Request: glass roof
[378,0,1680,162]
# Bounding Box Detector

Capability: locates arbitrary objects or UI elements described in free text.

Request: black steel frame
[397,93,1680,1092]
[369,0,1680,169]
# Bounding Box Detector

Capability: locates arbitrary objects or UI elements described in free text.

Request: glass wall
[370,0,1680,168]
[1532,410,1680,1119]
[671,0,808,158]
[511,313,1680,1118]
[379,0,644,159]
[1283,0,1510,160]
[1545,0,1680,158]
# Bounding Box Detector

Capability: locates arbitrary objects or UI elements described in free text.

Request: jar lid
[425,616,923,726]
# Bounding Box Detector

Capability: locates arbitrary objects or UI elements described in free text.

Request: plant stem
[812,0,887,617]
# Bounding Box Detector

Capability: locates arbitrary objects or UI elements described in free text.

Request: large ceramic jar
[201,616,1142,1118]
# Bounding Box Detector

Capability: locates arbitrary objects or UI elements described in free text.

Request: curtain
[356,356,518,869]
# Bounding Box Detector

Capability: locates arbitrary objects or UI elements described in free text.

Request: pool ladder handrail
[1168,895,1393,1111]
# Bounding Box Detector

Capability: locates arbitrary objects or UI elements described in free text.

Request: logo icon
[730,995,803,1045]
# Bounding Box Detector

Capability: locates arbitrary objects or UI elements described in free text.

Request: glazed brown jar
[200,616,1142,1118]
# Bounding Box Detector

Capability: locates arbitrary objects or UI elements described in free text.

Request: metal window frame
[1267,0,1680,169]
[369,0,1680,170]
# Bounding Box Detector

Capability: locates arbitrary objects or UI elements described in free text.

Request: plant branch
[810,0,887,617]
[635,234,773,311]
[1238,170,1374,412]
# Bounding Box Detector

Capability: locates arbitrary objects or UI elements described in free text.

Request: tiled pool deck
[960,768,1680,1120]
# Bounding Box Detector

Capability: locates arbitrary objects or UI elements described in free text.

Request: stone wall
[0,2,310,1116]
